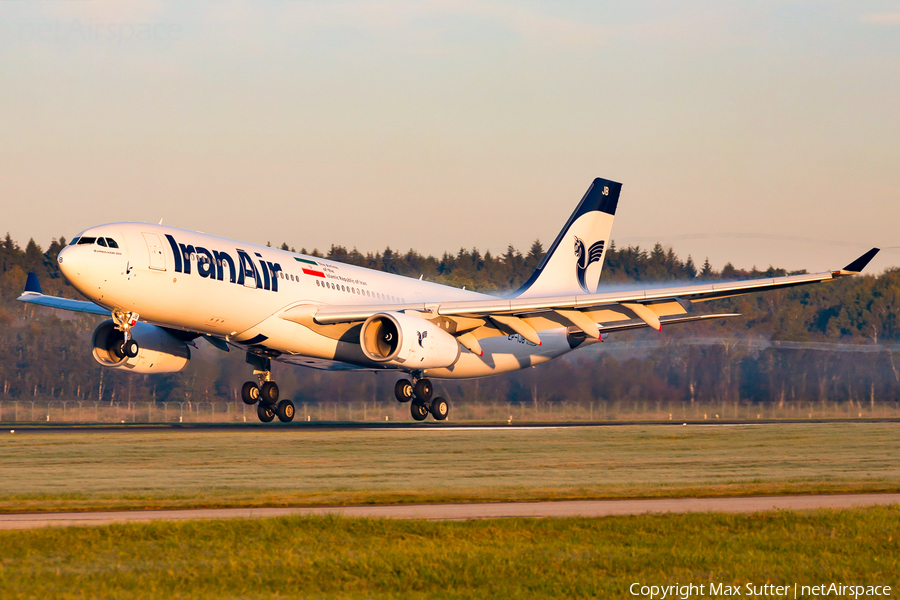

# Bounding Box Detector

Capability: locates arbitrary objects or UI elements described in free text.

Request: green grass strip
[0,508,897,599]
[2,424,899,513]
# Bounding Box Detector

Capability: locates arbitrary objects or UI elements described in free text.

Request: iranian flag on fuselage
[295,257,325,278]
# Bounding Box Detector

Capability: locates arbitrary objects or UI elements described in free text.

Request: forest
[1,232,899,412]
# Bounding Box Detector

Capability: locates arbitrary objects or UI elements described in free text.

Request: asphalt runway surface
[6,418,900,434]
[2,494,899,530]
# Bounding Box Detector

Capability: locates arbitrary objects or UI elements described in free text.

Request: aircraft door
[142,232,166,271]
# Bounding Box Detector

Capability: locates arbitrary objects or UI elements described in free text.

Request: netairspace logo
[630,582,892,599]
[9,19,182,45]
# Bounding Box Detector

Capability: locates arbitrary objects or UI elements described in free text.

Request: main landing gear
[110,310,140,359]
[394,375,449,422]
[241,353,294,423]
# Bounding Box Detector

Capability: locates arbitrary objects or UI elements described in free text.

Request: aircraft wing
[285,248,879,354]
[16,273,109,316]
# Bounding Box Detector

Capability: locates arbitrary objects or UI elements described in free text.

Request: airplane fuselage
[57,222,592,379]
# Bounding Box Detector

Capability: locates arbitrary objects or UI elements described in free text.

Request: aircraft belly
[233,315,345,362]
[426,327,579,379]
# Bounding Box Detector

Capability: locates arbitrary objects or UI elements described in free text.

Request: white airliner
[18,178,879,423]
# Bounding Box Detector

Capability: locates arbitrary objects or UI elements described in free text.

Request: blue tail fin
[515,178,621,298]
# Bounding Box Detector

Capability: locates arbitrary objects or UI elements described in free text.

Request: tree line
[1,233,898,410]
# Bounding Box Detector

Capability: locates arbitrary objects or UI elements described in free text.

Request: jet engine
[91,320,191,374]
[360,312,460,369]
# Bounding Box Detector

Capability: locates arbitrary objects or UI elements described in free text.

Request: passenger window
[78,237,96,245]
[97,238,108,247]
[106,238,119,248]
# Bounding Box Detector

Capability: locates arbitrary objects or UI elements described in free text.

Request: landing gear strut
[111,309,140,358]
[395,375,449,421]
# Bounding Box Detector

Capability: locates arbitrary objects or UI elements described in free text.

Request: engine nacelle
[91,320,191,374]
[360,312,461,369]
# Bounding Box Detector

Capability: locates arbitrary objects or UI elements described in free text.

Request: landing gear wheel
[394,380,414,403]
[413,379,433,402]
[113,340,127,359]
[241,382,260,405]
[257,402,275,423]
[430,397,449,421]
[276,399,295,423]
[123,339,139,358]
[260,381,279,405]
[411,400,429,421]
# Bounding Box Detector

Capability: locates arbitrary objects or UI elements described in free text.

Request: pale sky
[2,1,898,274]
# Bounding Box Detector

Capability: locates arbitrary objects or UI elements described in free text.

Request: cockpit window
[97,238,108,247]
[70,237,80,245]
[106,238,119,249]
[77,237,97,245]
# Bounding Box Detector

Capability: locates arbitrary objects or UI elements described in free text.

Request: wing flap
[489,315,543,345]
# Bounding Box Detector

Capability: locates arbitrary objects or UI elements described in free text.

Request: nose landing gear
[395,375,449,422]
[111,310,140,358]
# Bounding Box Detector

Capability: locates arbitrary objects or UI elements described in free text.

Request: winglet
[841,248,880,273]
[24,272,42,295]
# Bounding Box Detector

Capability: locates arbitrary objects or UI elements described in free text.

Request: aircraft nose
[57,245,80,281]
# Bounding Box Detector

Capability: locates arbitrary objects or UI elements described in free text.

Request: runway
[2,493,898,530]
[6,417,900,434]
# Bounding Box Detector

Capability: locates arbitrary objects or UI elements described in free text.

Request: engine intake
[91,320,191,374]
[360,312,460,369]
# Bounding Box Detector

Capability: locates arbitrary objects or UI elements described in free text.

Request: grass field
[0,508,897,599]
[1,423,898,513]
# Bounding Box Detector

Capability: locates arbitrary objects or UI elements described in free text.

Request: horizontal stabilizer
[842,248,880,273]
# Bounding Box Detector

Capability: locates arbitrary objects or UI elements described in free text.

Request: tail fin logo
[574,236,605,293]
